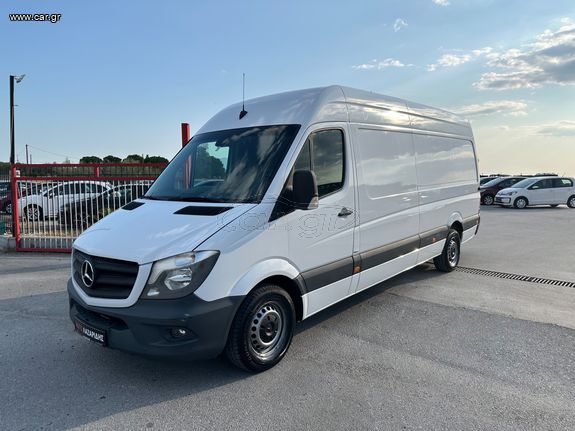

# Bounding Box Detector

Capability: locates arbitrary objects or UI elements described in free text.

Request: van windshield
[144,125,300,204]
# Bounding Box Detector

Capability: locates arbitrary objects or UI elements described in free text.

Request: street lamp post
[9,74,25,165]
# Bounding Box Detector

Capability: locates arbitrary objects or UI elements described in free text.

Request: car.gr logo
[81,260,95,288]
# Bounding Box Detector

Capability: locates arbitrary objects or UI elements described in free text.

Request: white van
[495,177,575,208]
[68,86,480,371]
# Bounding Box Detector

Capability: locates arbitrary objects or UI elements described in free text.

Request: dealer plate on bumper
[74,318,107,346]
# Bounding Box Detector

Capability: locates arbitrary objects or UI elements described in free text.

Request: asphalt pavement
[1,205,574,431]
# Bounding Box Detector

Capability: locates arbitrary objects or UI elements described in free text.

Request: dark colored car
[480,176,526,205]
[59,183,150,227]
[480,176,499,186]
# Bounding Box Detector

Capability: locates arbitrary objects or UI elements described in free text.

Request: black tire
[482,194,494,206]
[225,284,295,372]
[568,195,575,209]
[514,197,528,209]
[434,229,460,272]
[24,205,42,221]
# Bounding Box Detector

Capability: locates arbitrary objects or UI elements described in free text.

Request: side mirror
[529,185,539,190]
[292,169,319,210]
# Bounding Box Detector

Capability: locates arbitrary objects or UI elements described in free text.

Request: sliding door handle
[338,207,354,217]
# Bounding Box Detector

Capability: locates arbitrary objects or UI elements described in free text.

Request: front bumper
[495,195,513,206]
[68,279,243,359]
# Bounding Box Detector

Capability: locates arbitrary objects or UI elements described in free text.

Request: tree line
[79,154,169,164]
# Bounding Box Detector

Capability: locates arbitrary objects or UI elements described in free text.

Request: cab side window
[293,129,344,198]
[532,179,552,189]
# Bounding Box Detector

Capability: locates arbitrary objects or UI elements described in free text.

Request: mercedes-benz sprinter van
[68,86,480,371]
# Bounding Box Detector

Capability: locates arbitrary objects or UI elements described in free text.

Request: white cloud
[353,58,412,70]
[393,18,408,32]
[428,47,492,71]
[433,0,450,5]
[532,121,575,137]
[474,20,575,90]
[453,100,528,117]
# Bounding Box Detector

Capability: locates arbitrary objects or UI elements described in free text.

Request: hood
[73,200,256,264]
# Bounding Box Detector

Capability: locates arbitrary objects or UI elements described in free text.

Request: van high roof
[197,85,473,139]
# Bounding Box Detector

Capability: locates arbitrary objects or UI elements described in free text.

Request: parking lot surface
[1,206,575,430]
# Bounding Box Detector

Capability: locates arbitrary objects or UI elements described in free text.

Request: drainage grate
[456,266,575,289]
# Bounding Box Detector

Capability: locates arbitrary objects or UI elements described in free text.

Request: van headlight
[142,251,219,299]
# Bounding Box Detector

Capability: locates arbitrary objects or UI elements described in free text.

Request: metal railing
[11,163,167,252]
[0,168,12,236]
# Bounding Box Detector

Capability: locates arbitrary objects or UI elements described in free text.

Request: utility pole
[9,74,25,165]
[26,144,29,164]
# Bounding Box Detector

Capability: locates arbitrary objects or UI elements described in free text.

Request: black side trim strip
[462,214,480,231]
[294,222,471,295]
[174,206,233,216]
[122,201,144,211]
[361,235,420,271]
[419,226,449,248]
[300,257,354,293]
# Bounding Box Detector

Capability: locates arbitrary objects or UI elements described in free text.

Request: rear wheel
[482,194,494,205]
[514,197,528,209]
[225,284,295,372]
[568,196,575,209]
[434,229,460,272]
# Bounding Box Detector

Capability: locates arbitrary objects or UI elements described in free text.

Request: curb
[0,236,16,252]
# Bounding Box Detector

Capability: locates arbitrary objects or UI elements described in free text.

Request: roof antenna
[239,73,248,119]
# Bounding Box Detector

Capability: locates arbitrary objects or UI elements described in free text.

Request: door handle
[338,207,354,217]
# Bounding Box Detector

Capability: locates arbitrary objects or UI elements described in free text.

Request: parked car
[480,176,499,186]
[495,177,575,208]
[68,86,480,371]
[18,181,112,221]
[1,182,47,214]
[59,183,150,227]
[480,176,526,205]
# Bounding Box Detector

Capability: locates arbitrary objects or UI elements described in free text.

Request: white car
[495,177,575,208]
[18,181,112,220]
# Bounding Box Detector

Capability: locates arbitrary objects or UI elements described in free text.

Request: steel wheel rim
[484,195,493,205]
[516,199,526,209]
[448,238,459,267]
[248,301,287,361]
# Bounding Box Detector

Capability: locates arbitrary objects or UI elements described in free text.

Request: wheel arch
[227,259,305,321]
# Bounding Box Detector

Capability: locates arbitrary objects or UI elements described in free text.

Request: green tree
[80,156,103,164]
[103,155,122,163]
[123,154,145,163]
[144,155,169,163]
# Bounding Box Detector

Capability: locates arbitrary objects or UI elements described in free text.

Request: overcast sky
[1,0,574,175]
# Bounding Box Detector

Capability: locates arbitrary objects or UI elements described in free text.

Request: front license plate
[74,318,107,346]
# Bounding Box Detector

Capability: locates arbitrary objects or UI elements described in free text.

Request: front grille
[73,249,139,299]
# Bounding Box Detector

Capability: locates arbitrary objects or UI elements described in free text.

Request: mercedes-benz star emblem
[81,260,95,288]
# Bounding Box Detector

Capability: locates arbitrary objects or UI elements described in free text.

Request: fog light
[170,328,189,338]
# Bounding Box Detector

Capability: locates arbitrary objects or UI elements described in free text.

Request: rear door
[552,178,574,204]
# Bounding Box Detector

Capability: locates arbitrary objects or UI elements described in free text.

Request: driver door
[280,125,356,317]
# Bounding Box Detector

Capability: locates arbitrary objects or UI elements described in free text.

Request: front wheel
[225,284,295,372]
[24,205,42,221]
[514,197,528,209]
[434,229,460,272]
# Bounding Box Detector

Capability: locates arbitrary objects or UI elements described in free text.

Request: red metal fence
[11,163,167,252]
